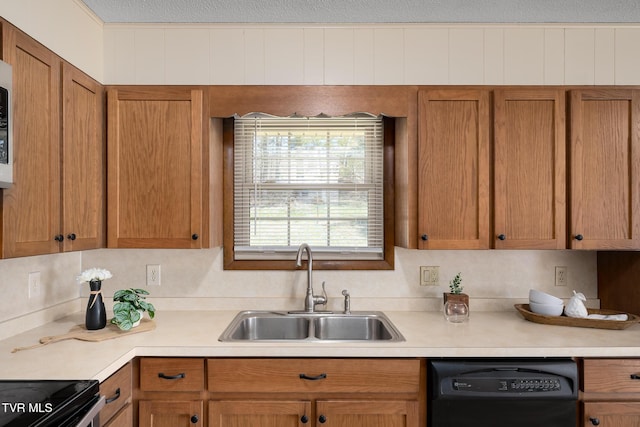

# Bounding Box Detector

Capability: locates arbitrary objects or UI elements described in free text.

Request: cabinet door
[1,23,61,257]
[417,89,490,249]
[61,62,105,251]
[316,400,419,427]
[103,404,132,427]
[139,400,202,427]
[493,89,566,249]
[569,89,640,249]
[582,402,640,427]
[107,87,205,248]
[209,401,311,427]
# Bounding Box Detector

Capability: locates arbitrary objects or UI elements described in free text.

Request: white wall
[0,0,104,81]
[104,23,640,85]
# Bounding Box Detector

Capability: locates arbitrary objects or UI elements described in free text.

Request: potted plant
[443,272,469,308]
[111,288,156,331]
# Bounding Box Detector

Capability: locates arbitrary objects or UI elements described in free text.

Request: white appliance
[0,60,12,188]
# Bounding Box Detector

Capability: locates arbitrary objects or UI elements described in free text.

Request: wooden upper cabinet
[569,89,640,249]
[1,23,61,257]
[417,89,490,249]
[0,21,105,258]
[61,62,105,252]
[107,87,208,248]
[493,89,566,249]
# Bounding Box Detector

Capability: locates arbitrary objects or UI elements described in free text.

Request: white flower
[77,268,112,283]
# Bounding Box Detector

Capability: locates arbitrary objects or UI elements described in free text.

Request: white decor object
[564,290,588,318]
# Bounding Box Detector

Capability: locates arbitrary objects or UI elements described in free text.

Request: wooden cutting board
[11,318,155,353]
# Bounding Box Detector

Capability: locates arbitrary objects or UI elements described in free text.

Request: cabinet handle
[421,234,428,241]
[191,233,199,240]
[574,234,584,241]
[300,415,309,424]
[497,234,506,240]
[318,415,327,424]
[67,233,76,241]
[54,234,64,242]
[630,373,640,380]
[299,373,327,381]
[105,387,120,404]
[190,414,199,424]
[589,417,600,426]
[158,372,186,380]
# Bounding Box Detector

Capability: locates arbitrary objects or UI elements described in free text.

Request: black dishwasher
[428,358,578,427]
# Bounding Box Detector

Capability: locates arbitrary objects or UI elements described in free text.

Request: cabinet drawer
[208,358,421,394]
[140,358,204,392]
[583,359,640,393]
[100,362,132,423]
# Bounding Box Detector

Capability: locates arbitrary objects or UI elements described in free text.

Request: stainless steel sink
[312,315,396,340]
[223,313,310,340]
[218,311,404,342]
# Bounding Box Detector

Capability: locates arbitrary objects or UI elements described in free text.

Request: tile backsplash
[0,247,596,338]
[82,247,597,311]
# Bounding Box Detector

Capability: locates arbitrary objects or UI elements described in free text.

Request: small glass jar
[443,301,469,323]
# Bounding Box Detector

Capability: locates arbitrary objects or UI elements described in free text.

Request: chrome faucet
[295,243,327,313]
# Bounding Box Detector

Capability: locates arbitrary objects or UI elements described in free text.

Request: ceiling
[80,0,640,24]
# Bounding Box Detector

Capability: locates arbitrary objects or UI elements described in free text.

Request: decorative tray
[514,304,640,330]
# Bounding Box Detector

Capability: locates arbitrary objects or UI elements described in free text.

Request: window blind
[234,113,384,260]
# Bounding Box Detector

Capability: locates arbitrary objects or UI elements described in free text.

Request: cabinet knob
[54,234,64,242]
[574,234,584,241]
[589,417,600,426]
[300,415,309,423]
[190,414,199,424]
[497,234,506,241]
[318,415,327,424]
[191,233,199,240]
[67,233,76,241]
[421,234,428,241]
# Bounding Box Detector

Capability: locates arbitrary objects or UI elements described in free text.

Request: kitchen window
[224,113,394,270]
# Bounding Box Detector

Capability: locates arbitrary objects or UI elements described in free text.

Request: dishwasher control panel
[429,358,578,399]
[453,377,562,393]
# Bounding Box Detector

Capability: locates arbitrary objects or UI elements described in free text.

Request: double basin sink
[218,310,405,342]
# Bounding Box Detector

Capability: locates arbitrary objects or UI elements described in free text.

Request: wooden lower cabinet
[207,358,424,427]
[209,400,418,427]
[139,400,203,427]
[100,362,133,427]
[104,404,133,427]
[316,400,419,427]
[581,358,640,426]
[135,357,425,427]
[582,402,640,426]
[209,400,311,427]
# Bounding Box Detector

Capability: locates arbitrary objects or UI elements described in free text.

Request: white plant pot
[132,310,144,328]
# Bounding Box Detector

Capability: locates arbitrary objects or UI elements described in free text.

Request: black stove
[0,380,100,427]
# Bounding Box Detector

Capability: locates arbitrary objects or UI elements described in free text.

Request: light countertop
[1,310,640,382]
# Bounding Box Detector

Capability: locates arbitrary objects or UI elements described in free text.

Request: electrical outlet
[146,264,161,286]
[555,266,567,286]
[28,271,41,298]
[420,266,439,286]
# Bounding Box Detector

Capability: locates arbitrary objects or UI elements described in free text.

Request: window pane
[234,114,383,260]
